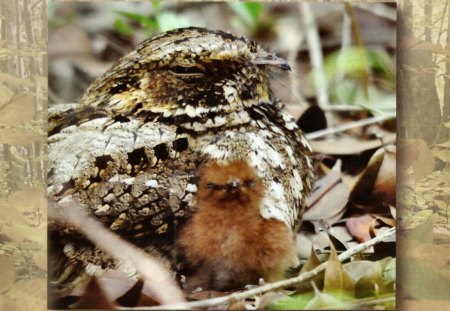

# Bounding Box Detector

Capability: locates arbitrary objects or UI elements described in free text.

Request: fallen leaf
[350,147,395,213]
[304,281,347,309]
[304,160,349,228]
[346,215,374,243]
[297,247,323,293]
[323,244,355,297]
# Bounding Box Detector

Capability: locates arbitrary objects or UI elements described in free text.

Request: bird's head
[197,159,265,209]
[82,27,289,128]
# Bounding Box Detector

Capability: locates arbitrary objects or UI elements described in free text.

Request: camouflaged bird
[48,27,314,291]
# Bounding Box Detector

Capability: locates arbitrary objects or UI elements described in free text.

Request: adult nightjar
[48,27,314,291]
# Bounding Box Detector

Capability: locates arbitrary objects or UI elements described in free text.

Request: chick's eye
[206,183,220,190]
[244,179,256,188]
[169,64,206,77]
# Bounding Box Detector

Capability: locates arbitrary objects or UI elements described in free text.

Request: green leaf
[113,18,133,36]
[269,292,315,310]
[228,2,263,29]
[155,12,191,32]
[116,11,157,31]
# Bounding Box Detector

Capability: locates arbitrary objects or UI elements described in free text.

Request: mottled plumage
[48,27,313,291]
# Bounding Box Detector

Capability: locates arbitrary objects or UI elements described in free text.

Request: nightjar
[48,27,314,291]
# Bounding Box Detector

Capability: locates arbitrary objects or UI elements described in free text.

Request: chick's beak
[252,51,291,71]
[226,180,241,191]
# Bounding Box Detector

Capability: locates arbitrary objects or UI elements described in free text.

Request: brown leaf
[346,215,374,243]
[350,147,395,212]
[372,146,396,205]
[304,160,349,228]
[0,255,16,294]
[323,244,355,297]
[297,247,324,293]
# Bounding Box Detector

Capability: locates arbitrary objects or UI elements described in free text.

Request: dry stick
[299,2,329,108]
[305,113,396,140]
[129,227,396,310]
[48,201,186,307]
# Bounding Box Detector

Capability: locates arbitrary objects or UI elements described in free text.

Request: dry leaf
[323,244,355,297]
[304,160,349,227]
[297,247,324,293]
[350,147,396,212]
[346,215,374,243]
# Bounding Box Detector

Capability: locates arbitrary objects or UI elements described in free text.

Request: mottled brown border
[2,0,449,310]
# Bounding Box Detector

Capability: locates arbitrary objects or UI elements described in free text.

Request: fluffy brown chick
[176,159,299,291]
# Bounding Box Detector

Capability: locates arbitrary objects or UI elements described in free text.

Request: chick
[176,159,300,291]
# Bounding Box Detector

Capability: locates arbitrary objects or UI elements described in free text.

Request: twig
[299,2,329,108]
[305,113,396,140]
[126,227,396,310]
[345,3,370,97]
[48,200,186,307]
[336,7,352,84]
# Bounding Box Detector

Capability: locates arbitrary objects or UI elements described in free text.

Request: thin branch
[48,200,186,307]
[305,113,396,140]
[127,227,396,310]
[299,2,329,108]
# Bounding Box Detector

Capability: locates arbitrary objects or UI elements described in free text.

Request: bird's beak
[252,51,291,71]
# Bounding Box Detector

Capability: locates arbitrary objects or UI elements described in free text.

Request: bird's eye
[244,179,256,188]
[206,183,220,190]
[169,64,206,78]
